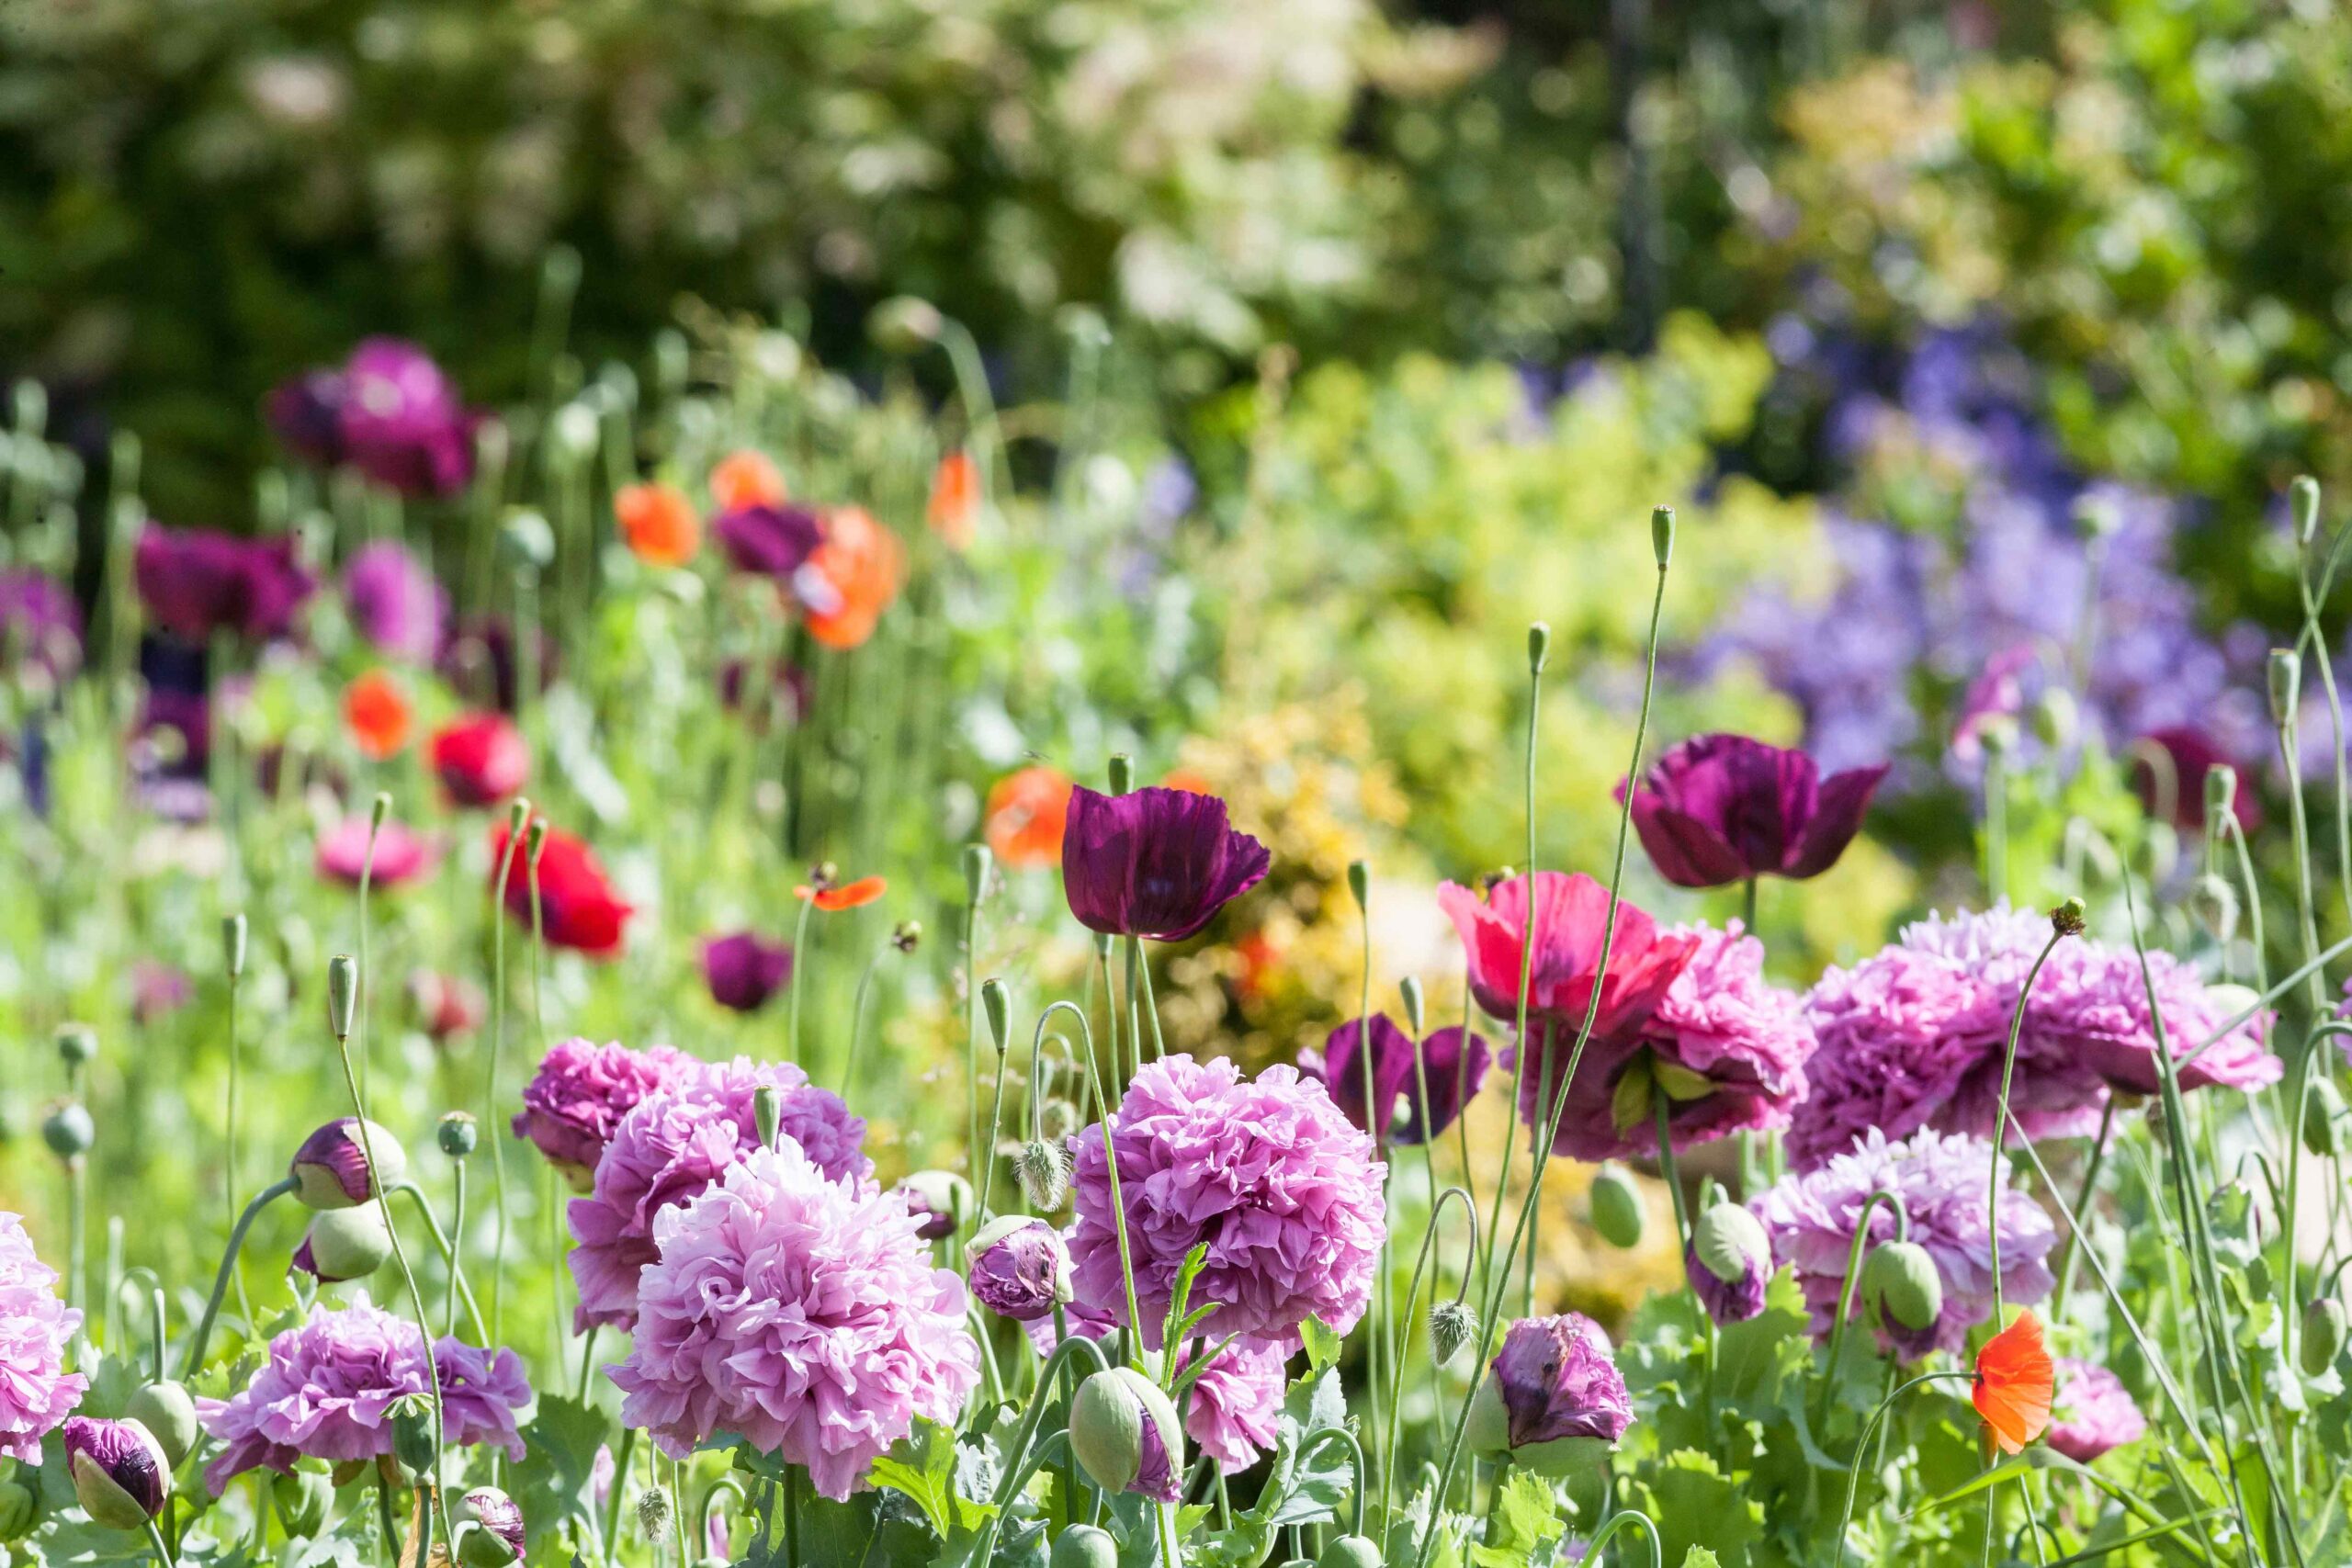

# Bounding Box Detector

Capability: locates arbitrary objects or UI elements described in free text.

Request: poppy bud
[1107,754,1134,795]
[438,1111,479,1159]
[2304,1077,2346,1157]
[1527,623,1551,675]
[387,1392,438,1478]
[2293,475,2324,547]
[458,1487,526,1567]
[2303,1298,2346,1378]
[326,953,358,1040]
[868,297,944,353]
[981,978,1011,1056]
[2188,874,2239,945]
[899,1170,969,1241]
[271,1469,334,1538]
[2073,494,2120,540]
[293,1201,393,1282]
[1347,859,1370,908]
[1069,1368,1184,1503]
[2032,687,2077,750]
[1430,1299,1478,1367]
[289,1119,406,1209]
[963,843,993,904]
[62,1417,171,1529]
[1015,1140,1069,1212]
[54,1023,97,1070]
[2204,764,2237,830]
[754,1085,784,1152]
[124,1382,200,1469]
[0,1475,37,1540]
[1862,1241,1943,1349]
[224,912,248,978]
[966,1215,1074,1322]
[637,1484,673,1541]
[1588,1164,1644,1249]
[1687,1202,1772,1325]
[1399,976,1426,1036]
[1463,1314,1631,1477]
[1317,1537,1384,1568]
[1052,1524,1120,1568]
[2051,897,2086,938]
[892,920,922,953]
[499,510,556,570]
[2270,649,2302,727]
[1650,505,1675,570]
[41,1102,94,1161]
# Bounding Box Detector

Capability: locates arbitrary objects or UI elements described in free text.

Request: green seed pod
[2302,1298,2346,1378]
[270,1468,334,1538]
[54,1023,97,1070]
[1068,1368,1183,1498]
[1588,1164,1644,1249]
[387,1392,438,1478]
[2270,648,2302,727]
[438,1111,479,1159]
[498,509,556,570]
[223,913,249,979]
[1347,859,1371,908]
[1051,1524,1120,1568]
[1527,622,1551,675]
[325,954,359,1041]
[1650,505,1676,570]
[2304,1077,2346,1158]
[1862,1241,1943,1336]
[1015,1140,1069,1212]
[41,1102,94,1161]
[981,979,1011,1056]
[125,1382,201,1469]
[1399,976,1427,1037]
[754,1086,784,1151]
[2204,764,2237,829]
[1690,1202,1771,1291]
[1317,1535,1384,1568]
[2292,475,2324,547]
[0,1474,38,1540]
[637,1485,673,1540]
[2188,874,2239,946]
[963,843,993,904]
[1107,754,1135,795]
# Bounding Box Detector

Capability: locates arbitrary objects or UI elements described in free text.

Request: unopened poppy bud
[898,1170,969,1241]
[963,843,992,903]
[2270,649,2302,727]
[753,1085,784,1151]
[62,1418,171,1529]
[2051,897,2086,938]
[2304,1077,2346,1157]
[271,1469,333,1538]
[1588,1164,1644,1249]
[2293,475,2324,547]
[892,920,922,953]
[2205,764,2238,828]
[55,1022,97,1070]
[1687,1202,1772,1325]
[1464,1314,1632,1476]
[124,1382,200,1469]
[289,1119,406,1209]
[807,861,838,892]
[1052,1524,1119,1568]
[526,819,548,868]
[966,1215,1074,1321]
[1069,1368,1184,1503]
[637,1485,673,1541]
[1650,504,1675,569]
[1107,753,1134,795]
[224,913,248,978]
[293,1201,393,1283]
[1430,1299,1478,1367]
[868,296,944,353]
[437,1111,478,1159]
[1862,1241,1943,1343]
[0,1475,36,1540]
[2303,1298,2346,1377]
[980,978,1011,1055]
[2031,687,2077,750]
[387,1392,438,1477]
[2188,874,2240,945]
[1015,1139,1069,1211]
[1346,858,1370,908]
[41,1102,94,1161]
[1317,1537,1384,1568]
[499,510,556,570]
[326,953,359,1040]
[1399,976,1426,1036]
[1527,622,1550,675]
[458,1487,526,1567]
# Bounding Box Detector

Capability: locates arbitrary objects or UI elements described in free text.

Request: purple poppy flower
[1297,1016,1491,1145]
[342,541,447,663]
[130,961,195,1026]
[1620,734,1886,889]
[1951,644,2034,763]
[2132,726,2260,834]
[135,525,316,643]
[2047,1358,2147,1462]
[337,339,481,497]
[266,371,348,468]
[712,503,824,579]
[0,570,83,680]
[700,931,793,1013]
[62,1417,172,1528]
[1465,1314,1632,1475]
[1060,785,1270,942]
[288,1119,405,1210]
[965,1216,1074,1322]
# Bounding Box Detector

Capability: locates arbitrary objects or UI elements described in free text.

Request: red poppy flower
[794,875,887,911]
[490,818,632,958]
[926,450,979,551]
[1973,1310,2055,1456]
[985,765,1073,868]
[430,712,530,807]
[710,450,787,513]
[616,482,701,568]
[344,671,413,760]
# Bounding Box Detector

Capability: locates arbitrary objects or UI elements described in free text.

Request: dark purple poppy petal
[1061,785,1268,942]
[1783,762,1887,878]
[1399,1025,1492,1145]
[1309,1016,1419,1140]
[713,504,824,578]
[1629,795,1750,888]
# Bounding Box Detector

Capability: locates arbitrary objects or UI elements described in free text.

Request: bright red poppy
[794,875,887,912]
[1973,1310,2055,1456]
[489,818,633,958]
[430,712,530,807]
[344,671,413,760]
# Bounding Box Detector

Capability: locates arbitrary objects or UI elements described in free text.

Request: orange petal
[795,875,887,911]
[1972,1311,2054,1455]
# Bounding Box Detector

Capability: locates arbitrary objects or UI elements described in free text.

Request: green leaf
[1468,1468,1558,1568]
[1679,1551,1722,1568]
[505,1393,612,1560]
[868,1418,967,1540]
[1162,1243,1212,1353]
[1626,1450,1762,1568]
[1299,1316,1343,1376]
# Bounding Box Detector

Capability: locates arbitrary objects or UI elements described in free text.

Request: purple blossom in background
[0,1213,85,1461]
[135,525,316,644]
[343,541,447,662]
[700,931,793,1013]
[2048,1357,2148,1462]
[0,570,82,679]
[270,339,484,497]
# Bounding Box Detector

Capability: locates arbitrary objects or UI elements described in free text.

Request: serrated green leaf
[1300,1316,1342,1376]
[1467,1468,1558,1568]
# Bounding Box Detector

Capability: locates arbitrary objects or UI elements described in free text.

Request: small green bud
[962,843,992,905]
[223,913,249,978]
[369,791,390,829]
[1690,1201,1771,1291]
[868,296,944,353]
[2204,764,2237,829]
[54,1023,97,1069]
[1346,859,1370,908]
[2269,648,2302,727]
[1015,1140,1069,1211]
[295,1201,393,1283]
[2032,687,2077,750]
[2051,897,2086,938]
[498,510,556,570]
[270,1468,334,1538]
[1317,1536,1384,1568]
[0,1473,38,1540]
[41,1102,94,1160]
[981,978,1011,1056]
[125,1382,201,1469]
[65,1419,171,1529]
[1650,504,1675,569]
[2188,874,2240,945]
[1588,1163,1644,1249]
[1069,1368,1183,1498]
[1862,1241,1943,1336]
[526,818,548,868]
[1107,754,1134,795]
[325,954,359,1041]
[1051,1524,1120,1568]
[1429,1299,1478,1367]
[1527,622,1551,675]
[2303,1077,2346,1158]
[2073,494,2120,540]
[2302,1298,2346,1377]
[2292,476,2323,547]
[754,1086,784,1151]
[636,1485,673,1540]
[457,1487,525,1567]
[437,1111,479,1159]
[1398,976,1427,1037]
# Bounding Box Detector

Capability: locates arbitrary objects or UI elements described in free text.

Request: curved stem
[1382,1188,1477,1524]
[1296,1427,1367,1539]
[182,1178,295,1378]
[1988,928,2066,1322]
[1584,1507,1664,1568]
[967,1335,1114,1565]
[1818,1189,1908,1410]
[1042,1001,1146,1364]
[143,1517,178,1568]
[1835,1371,1972,1563]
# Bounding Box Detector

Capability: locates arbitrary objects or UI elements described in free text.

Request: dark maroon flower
[0,570,82,680]
[700,931,793,1013]
[266,371,348,468]
[1060,785,1270,942]
[273,339,482,497]
[1619,733,1886,889]
[712,503,824,579]
[2133,727,2261,834]
[1299,1017,1491,1145]
[135,526,315,643]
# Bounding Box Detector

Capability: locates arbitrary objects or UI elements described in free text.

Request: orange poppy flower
[710,450,787,513]
[985,765,1074,868]
[344,671,413,760]
[795,875,888,911]
[1972,1310,2054,1455]
[616,482,701,567]
[1160,767,1216,796]
[802,507,906,650]
[926,450,980,551]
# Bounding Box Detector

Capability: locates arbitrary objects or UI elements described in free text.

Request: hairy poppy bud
[224,912,248,979]
[124,1382,200,1469]
[1650,505,1675,569]
[1347,859,1371,908]
[898,1170,969,1241]
[1687,1202,1772,1325]
[637,1485,673,1541]
[438,1111,478,1159]
[963,843,993,904]
[2188,874,2240,945]
[2270,649,2302,727]
[1015,1140,1069,1212]
[1052,1524,1120,1568]
[62,1418,171,1529]
[966,1216,1074,1321]
[1862,1241,1943,1354]
[2305,1077,2346,1158]
[980,979,1011,1056]
[891,920,922,953]
[458,1487,526,1567]
[2293,475,2324,547]
[1069,1368,1184,1502]
[1588,1164,1644,1249]
[271,1470,333,1538]
[2204,764,2237,830]
[290,1119,406,1209]
[54,1023,97,1070]
[2303,1298,2346,1378]
[1527,623,1551,675]
[293,1201,393,1283]
[325,953,359,1040]
[2051,897,2086,938]
[41,1102,94,1161]
[1430,1299,1478,1367]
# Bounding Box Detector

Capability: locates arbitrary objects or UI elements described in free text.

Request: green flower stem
[2293,523,2352,928]
[1520,1028,1555,1320]
[1044,1001,1147,1365]
[787,892,819,1067]
[576,1325,600,1401]
[1583,1507,1663,1568]
[1986,926,2066,1322]
[389,1181,488,1346]
[485,807,526,1346]
[1835,1371,1972,1562]
[143,1516,178,1568]
[1742,874,1758,933]
[446,1162,468,1340]
[602,1425,638,1568]
[1295,1427,1367,1538]
[224,942,249,1323]
[962,886,982,1224]
[2175,925,2352,1073]
[978,1029,1011,1222]
[356,807,380,1107]
[1382,1186,1476,1523]
[1351,874,1390,1489]
[1816,1189,1907,1417]
[841,938,891,1097]
[182,1177,296,1378]
[1478,627,1547,1314]
[2275,694,2326,1425]
[967,1334,1113,1566]
[1133,942,1169,1062]
[2048,1100,2115,1325]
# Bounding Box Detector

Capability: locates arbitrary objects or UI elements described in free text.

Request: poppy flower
[1972,1310,2054,1456]
[1619,734,1886,889]
[985,766,1074,868]
[799,507,905,650]
[701,931,793,1012]
[2132,727,2260,834]
[490,819,633,958]
[135,525,316,644]
[342,541,447,663]
[1298,1016,1491,1145]
[1437,871,1695,1043]
[713,503,824,579]
[794,876,887,912]
[1061,785,1270,943]
[1951,645,2034,763]
[926,450,980,550]
[315,817,440,887]
[429,713,530,807]
[710,450,787,513]
[616,483,702,568]
[343,671,413,760]
[409,970,486,1043]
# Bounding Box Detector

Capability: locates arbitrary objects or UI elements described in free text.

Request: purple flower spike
[700,932,793,1014]
[62,1416,172,1528]
[1298,1017,1491,1145]
[712,503,824,579]
[343,541,448,663]
[965,1216,1073,1322]
[1060,785,1271,942]
[135,525,316,644]
[1620,733,1886,889]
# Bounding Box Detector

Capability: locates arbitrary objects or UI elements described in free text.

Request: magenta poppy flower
[1951,644,2034,763]
[0,570,83,680]
[273,339,483,498]
[314,817,440,887]
[1298,1016,1491,1145]
[700,931,793,1012]
[2133,727,2261,834]
[712,503,824,579]
[135,525,316,643]
[1438,871,1695,1043]
[342,540,447,663]
[1619,734,1886,889]
[1060,785,1270,942]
